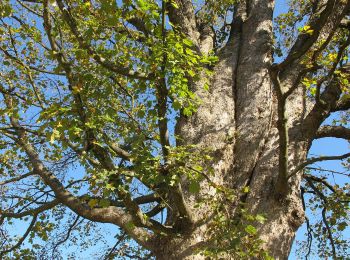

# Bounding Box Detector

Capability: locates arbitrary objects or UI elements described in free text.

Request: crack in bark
[231,3,246,187]
[242,86,274,202]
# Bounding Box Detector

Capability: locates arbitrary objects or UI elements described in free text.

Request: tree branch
[321,207,337,259]
[56,0,150,80]
[306,166,350,177]
[0,213,37,257]
[0,45,64,76]
[0,171,36,186]
[52,215,81,255]
[103,232,127,260]
[303,174,337,193]
[1,200,59,219]
[331,97,350,112]
[1,83,156,250]
[278,0,345,71]
[300,75,343,141]
[315,125,350,140]
[305,178,337,258]
[301,187,312,260]
[288,152,350,179]
[167,0,199,46]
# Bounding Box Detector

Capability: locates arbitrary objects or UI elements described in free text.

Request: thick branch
[340,18,350,29]
[167,0,199,45]
[278,0,341,70]
[279,1,350,93]
[315,125,350,140]
[81,193,161,208]
[331,97,350,112]
[105,140,131,161]
[157,0,170,160]
[300,76,343,142]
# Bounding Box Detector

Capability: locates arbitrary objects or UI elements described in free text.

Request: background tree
[0,0,349,259]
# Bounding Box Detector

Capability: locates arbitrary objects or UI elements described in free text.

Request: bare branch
[306,166,350,177]
[103,232,127,260]
[301,187,312,260]
[0,171,36,186]
[1,200,59,219]
[303,174,337,193]
[52,215,81,255]
[315,125,350,140]
[288,152,350,179]
[133,193,161,205]
[146,204,165,218]
[321,207,337,259]
[305,177,337,258]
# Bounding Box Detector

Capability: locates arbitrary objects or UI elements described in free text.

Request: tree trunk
[153,1,313,259]
[153,67,307,259]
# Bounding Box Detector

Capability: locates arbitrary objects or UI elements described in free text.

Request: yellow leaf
[88,199,98,208]
[50,129,60,144]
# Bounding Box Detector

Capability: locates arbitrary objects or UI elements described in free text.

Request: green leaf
[126,221,135,230]
[172,100,182,110]
[189,180,200,193]
[183,38,193,47]
[338,221,347,231]
[49,129,60,144]
[170,1,179,9]
[256,214,266,224]
[99,199,111,208]
[245,225,257,235]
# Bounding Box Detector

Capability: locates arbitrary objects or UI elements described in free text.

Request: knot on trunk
[288,208,305,230]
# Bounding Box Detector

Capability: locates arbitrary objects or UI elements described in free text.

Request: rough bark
[151,1,350,259]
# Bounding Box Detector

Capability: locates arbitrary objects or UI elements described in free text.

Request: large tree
[0,0,349,259]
